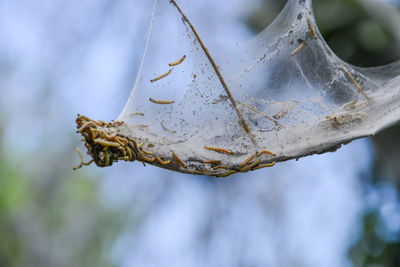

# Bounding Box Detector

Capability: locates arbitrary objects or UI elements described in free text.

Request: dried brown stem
[169,0,257,146]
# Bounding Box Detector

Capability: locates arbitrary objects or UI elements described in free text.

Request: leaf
[76,0,400,176]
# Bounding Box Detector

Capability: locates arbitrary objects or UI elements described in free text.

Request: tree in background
[0,128,123,267]
[0,0,398,266]
[247,0,400,266]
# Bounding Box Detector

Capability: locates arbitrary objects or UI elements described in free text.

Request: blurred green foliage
[314,0,399,67]
[0,1,398,266]
[247,0,400,67]
[350,212,400,267]
[247,0,400,266]
[0,132,122,267]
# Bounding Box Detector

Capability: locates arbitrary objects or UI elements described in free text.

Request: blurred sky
[0,0,399,266]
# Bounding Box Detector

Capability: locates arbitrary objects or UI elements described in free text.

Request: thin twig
[169,0,257,146]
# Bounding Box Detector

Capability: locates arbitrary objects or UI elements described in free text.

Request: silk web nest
[74,0,400,177]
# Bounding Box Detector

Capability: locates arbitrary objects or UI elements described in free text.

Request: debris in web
[75,0,400,177]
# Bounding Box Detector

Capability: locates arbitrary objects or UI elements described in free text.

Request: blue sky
[0,0,399,266]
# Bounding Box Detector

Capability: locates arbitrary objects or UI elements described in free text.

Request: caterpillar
[307,18,317,39]
[218,170,237,178]
[252,162,276,170]
[161,122,176,133]
[169,55,186,66]
[212,165,229,170]
[155,156,171,166]
[150,69,172,82]
[240,159,261,172]
[128,112,144,116]
[173,152,186,168]
[290,40,306,56]
[149,98,175,104]
[343,68,369,100]
[240,152,258,167]
[204,146,232,155]
[202,160,222,164]
[138,151,155,162]
[73,148,94,170]
[104,151,110,166]
[94,139,121,148]
[141,148,153,155]
[258,150,276,157]
[78,121,97,133]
